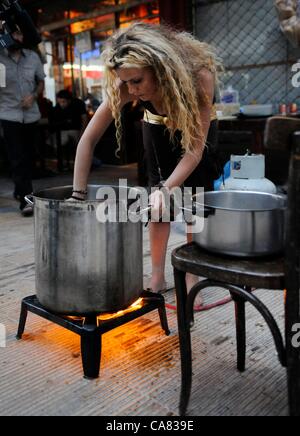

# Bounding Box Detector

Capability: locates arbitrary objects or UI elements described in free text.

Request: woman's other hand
[65,192,87,202]
[149,189,167,221]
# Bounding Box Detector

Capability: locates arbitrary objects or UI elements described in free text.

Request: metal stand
[16,291,170,379]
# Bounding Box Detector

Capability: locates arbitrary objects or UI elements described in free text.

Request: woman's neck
[149,99,166,116]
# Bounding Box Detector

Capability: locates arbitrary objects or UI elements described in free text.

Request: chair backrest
[264,117,300,151]
[264,117,300,186]
[285,131,300,416]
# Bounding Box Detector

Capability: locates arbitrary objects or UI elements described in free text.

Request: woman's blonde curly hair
[101,22,222,158]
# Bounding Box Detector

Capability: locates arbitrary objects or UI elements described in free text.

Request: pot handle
[181,205,215,218]
[204,206,215,218]
[128,206,152,227]
[135,206,152,224]
[25,195,34,207]
[136,206,152,216]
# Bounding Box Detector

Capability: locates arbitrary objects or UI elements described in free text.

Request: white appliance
[221,152,277,194]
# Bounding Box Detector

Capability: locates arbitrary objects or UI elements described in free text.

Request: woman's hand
[65,197,85,203]
[65,189,88,202]
[65,196,86,203]
[149,188,170,221]
[65,198,78,203]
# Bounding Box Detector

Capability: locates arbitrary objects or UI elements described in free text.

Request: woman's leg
[148,221,171,291]
[148,222,203,306]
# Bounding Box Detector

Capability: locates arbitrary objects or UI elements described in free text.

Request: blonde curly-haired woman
[72,22,222,307]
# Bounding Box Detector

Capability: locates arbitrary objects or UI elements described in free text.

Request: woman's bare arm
[73,100,114,192]
[73,81,134,193]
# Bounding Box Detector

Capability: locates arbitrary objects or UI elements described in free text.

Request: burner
[16,291,170,379]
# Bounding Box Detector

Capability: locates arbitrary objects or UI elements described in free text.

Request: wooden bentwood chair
[172,117,300,416]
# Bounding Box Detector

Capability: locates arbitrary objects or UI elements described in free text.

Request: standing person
[0,28,45,216]
[71,23,222,306]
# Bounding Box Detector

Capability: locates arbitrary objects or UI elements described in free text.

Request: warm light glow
[68,2,160,34]
[70,13,115,35]
[66,298,144,323]
[63,63,104,80]
[98,298,144,321]
[63,63,105,72]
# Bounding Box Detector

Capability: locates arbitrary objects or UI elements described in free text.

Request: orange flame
[66,298,144,323]
[98,298,144,321]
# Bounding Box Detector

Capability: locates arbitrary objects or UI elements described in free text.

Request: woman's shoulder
[195,68,215,99]
[197,67,214,83]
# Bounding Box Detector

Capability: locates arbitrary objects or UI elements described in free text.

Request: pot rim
[31,184,144,203]
[193,190,287,212]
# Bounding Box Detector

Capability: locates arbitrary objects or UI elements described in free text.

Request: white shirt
[0,48,46,123]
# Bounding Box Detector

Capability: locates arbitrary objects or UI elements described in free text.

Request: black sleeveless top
[142,101,219,192]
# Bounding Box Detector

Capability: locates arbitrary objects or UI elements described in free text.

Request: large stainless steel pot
[26,185,144,315]
[192,190,287,257]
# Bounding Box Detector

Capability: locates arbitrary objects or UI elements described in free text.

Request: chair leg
[16,301,28,340]
[287,360,300,416]
[226,284,286,367]
[81,316,102,379]
[232,293,246,373]
[158,302,171,336]
[286,292,300,416]
[174,267,192,416]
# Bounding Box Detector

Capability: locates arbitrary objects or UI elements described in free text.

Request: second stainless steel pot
[192,190,287,257]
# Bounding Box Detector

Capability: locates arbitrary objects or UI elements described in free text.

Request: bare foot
[186,273,203,307]
[147,278,167,293]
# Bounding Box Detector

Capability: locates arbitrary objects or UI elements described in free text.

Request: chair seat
[172,243,285,290]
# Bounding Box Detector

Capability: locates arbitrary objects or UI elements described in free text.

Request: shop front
[24,0,191,103]
[19,1,190,165]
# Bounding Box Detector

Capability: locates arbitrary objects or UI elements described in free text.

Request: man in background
[0,28,45,216]
[51,90,88,147]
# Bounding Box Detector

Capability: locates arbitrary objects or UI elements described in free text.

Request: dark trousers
[1,120,37,208]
